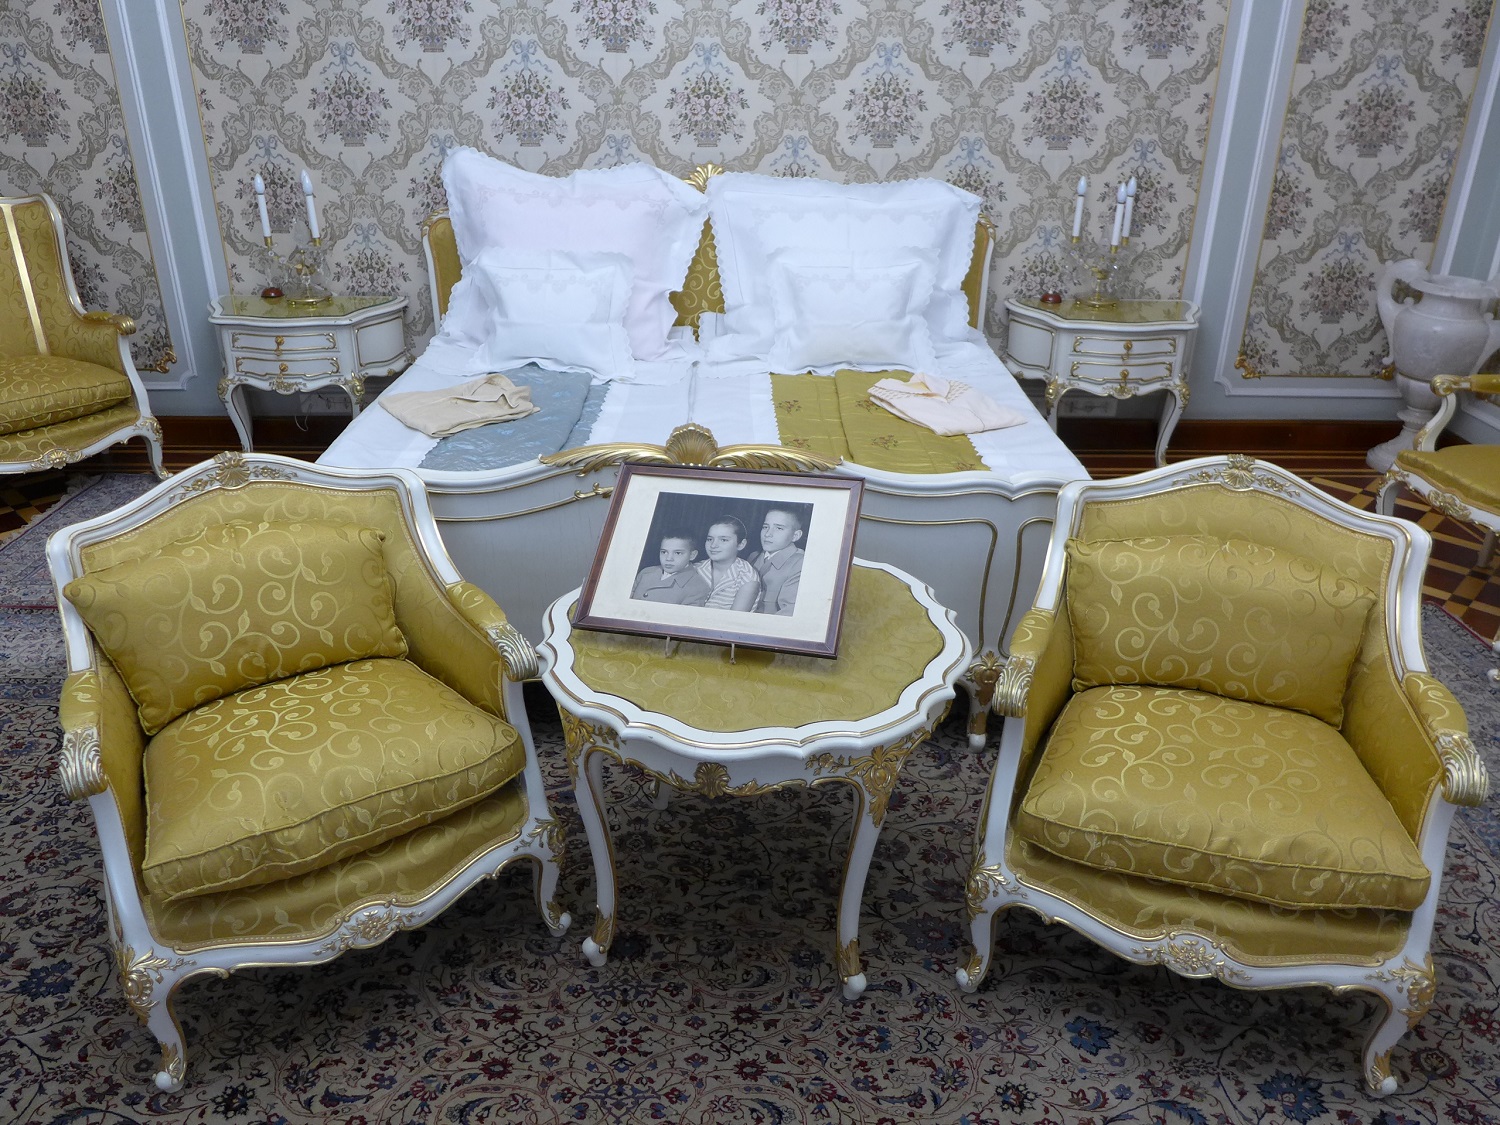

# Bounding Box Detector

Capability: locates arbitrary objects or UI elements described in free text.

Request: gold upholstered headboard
[420,166,995,333]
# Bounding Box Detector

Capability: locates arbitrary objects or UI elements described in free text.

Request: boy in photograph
[630,531,712,606]
[752,507,804,615]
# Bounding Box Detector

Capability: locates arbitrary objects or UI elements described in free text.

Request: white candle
[1072,175,1086,238]
[253,174,271,240]
[1123,176,1137,241]
[300,169,320,240]
[1110,182,1125,247]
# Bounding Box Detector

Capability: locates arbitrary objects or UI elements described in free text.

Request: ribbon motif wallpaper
[0,0,175,373]
[181,0,1231,345]
[1239,0,1493,380]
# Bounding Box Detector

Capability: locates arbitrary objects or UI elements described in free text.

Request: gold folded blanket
[771,371,986,474]
[867,372,1027,436]
[380,372,540,437]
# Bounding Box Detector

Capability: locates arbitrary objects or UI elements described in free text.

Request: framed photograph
[573,464,864,658]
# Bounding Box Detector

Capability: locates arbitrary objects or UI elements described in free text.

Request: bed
[318,155,1089,738]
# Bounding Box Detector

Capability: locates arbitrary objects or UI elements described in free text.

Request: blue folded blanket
[419,366,607,471]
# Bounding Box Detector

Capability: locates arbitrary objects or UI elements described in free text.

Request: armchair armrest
[446,580,538,683]
[58,670,108,801]
[993,605,1076,780]
[59,660,150,867]
[1413,374,1500,450]
[80,310,137,336]
[1404,672,1490,806]
[52,309,134,372]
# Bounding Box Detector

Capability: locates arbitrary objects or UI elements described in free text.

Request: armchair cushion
[1395,446,1500,511]
[141,657,525,902]
[1015,685,1431,911]
[63,520,407,734]
[1066,535,1375,726]
[0,354,132,436]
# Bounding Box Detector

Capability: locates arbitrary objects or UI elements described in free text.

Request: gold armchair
[960,455,1488,1096]
[1,194,165,476]
[1378,372,1500,676]
[46,453,569,1091]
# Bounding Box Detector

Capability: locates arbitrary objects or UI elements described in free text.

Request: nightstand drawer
[229,330,338,355]
[1070,333,1179,360]
[1068,358,1174,385]
[355,317,407,371]
[234,354,341,379]
[1007,320,1056,369]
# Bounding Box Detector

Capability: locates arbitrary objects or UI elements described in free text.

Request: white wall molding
[101,0,225,409]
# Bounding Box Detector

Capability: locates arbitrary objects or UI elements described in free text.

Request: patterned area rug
[3,510,1500,1122]
[0,473,159,608]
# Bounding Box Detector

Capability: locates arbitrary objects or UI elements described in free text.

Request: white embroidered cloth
[867,372,1028,436]
[379,372,540,437]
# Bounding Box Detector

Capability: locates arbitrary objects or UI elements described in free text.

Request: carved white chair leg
[141,423,168,480]
[1489,634,1499,684]
[530,853,572,938]
[1479,528,1496,568]
[1357,985,1413,1098]
[140,972,192,1093]
[1374,476,1401,517]
[956,920,997,993]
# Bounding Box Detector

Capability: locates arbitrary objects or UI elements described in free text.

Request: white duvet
[317,334,1086,489]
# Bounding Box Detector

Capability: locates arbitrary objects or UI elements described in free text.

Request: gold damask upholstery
[0,194,165,475]
[1378,373,1500,678]
[47,453,569,1092]
[961,455,1488,1096]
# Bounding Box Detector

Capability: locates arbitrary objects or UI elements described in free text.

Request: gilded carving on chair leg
[1371,955,1437,1030]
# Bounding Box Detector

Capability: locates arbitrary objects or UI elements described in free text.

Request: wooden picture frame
[574,464,864,658]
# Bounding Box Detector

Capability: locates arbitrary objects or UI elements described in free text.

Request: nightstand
[1003,297,1199,467]
[208,295,412,451]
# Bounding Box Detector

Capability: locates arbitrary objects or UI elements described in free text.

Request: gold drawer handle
[1122,340,1133,353]
[279,362,289,374]
[275,335,284,347]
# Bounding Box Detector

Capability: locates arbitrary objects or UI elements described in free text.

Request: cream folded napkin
[867,373,1028,436]
[379,372,540,437]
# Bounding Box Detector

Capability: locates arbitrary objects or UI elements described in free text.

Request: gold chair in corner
[959,454,1488,1096]
[1378,372,1500,677]
[46,452,570,1091]
[1,194,166,477]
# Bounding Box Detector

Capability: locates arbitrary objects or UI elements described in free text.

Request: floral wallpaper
[181,0,1233,346]
[1238,0,1493,379]
[0,0,175,373]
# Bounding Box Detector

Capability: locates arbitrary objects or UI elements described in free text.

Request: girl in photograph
[695,516,761,611]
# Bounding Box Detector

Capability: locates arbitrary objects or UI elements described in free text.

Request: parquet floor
[3,449,1496,645]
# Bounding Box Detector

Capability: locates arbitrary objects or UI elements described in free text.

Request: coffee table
[538,559,969,999]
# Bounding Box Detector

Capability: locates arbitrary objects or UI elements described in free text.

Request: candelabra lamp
[1065,175,1138,309]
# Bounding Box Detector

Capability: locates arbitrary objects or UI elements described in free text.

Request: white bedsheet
[318,337,1086,487]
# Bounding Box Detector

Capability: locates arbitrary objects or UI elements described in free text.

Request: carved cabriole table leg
[823,726,929,999]
[538,561,971,999]
[560,708,619,968]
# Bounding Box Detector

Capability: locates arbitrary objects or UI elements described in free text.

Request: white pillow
[441,148,709,361]
[704,172,982,362]
[766,254,939,374]
[469,249,636,380]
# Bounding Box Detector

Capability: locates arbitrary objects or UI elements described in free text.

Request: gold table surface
[216,294,400,320]
[1010,296,1197,325]
[556,566,952,738]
